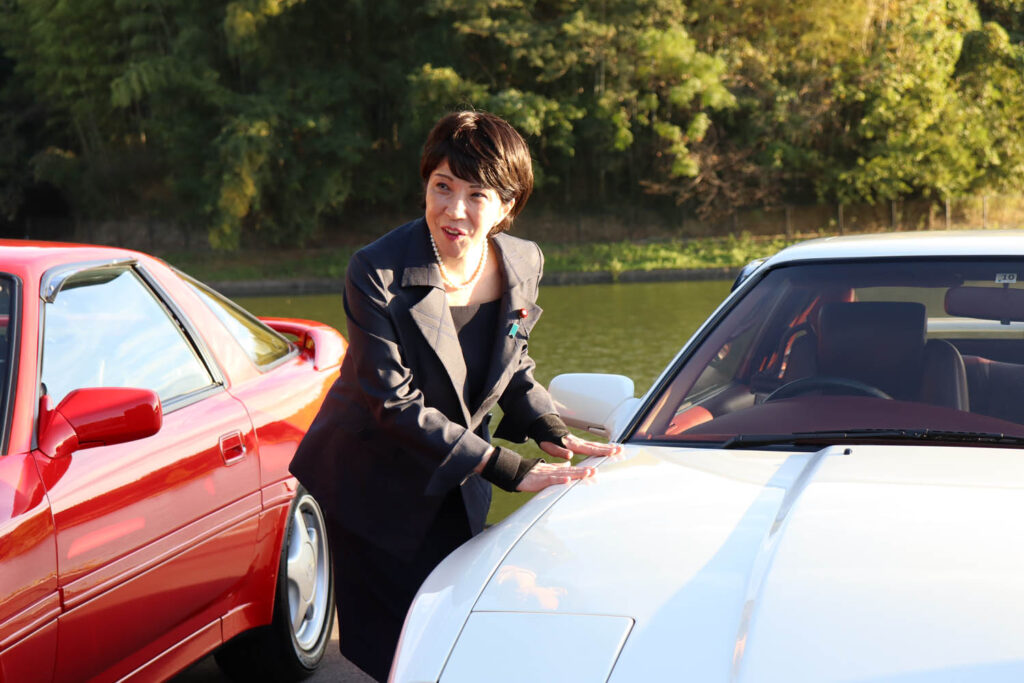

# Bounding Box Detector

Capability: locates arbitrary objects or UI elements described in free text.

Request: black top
[450,299,502,407]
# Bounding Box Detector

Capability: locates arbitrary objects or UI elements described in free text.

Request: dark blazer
[290,218,556,558]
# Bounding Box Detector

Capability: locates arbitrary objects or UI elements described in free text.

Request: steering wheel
[764,376,893,402]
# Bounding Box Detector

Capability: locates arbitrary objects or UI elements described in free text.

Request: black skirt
[328,490,472,682]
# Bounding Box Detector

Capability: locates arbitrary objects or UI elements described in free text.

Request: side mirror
[261,317,348,370]
[549,373,638,439]
[731,258,766,291]
[39,387,162,459]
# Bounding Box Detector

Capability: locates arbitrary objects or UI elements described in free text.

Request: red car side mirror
[38,387,163,459]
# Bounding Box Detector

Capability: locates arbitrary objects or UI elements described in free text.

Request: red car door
[33,264,259,681]
[0,453,59,682]
[0,274,60,681]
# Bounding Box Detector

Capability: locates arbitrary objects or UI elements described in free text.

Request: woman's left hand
[539,433,622,461]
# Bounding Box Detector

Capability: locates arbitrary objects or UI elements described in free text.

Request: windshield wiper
[721,429,1024,449]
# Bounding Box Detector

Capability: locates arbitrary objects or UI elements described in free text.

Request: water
[238,280,731,396]
[236,279,733,521]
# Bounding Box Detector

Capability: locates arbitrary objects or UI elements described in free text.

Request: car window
[632,259,1024,444]
[41,268,215,405]
[179,274,293,369]
[0,276,14,430]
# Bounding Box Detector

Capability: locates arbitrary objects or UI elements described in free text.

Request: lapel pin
[508,308,528,337]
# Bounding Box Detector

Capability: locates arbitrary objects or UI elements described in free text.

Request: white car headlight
[439,612,633,683]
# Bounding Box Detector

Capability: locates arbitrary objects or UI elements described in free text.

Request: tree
[414,0,734,210]
[687,0,1023,209]
[5,0,1024,245]
[682,0,885,212]
[836,0,983,202]
[0,0,386,247]
[954,20,1024,194]
[977,0,1024,42]
[1,0,144,220]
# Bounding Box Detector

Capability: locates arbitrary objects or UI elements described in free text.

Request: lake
[236,279,733,522]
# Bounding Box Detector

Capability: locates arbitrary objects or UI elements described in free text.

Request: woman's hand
[539,433,623,461]
[515,461,597,492]
[516,434,622,492]
[478,435,622,493]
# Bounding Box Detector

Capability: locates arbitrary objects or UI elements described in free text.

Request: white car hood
[472,444,1024,682]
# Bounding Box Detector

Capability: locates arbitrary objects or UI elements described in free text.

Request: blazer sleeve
[344,250,492,495]
[493,242,559,442]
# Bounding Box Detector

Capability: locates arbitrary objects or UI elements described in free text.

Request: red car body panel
[0,240,345,681]
[0,453,59,682]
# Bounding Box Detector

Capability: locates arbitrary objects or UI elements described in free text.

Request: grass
[541,233,799,274]
[161,232,803,283]
[159,246,358,283]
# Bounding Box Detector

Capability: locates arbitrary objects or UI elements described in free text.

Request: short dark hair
[420,111,533,234]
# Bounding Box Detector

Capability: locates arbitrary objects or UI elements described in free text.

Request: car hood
[471,444,1024,682]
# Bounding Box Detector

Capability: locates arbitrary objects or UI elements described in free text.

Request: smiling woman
[422,160,507,300]
[288,110,618,682]
[423,161,503,294]
[420,111,531,306]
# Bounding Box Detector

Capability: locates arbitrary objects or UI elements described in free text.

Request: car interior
[634,260,1024,442]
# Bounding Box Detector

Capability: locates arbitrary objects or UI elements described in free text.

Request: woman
[290,110,620,681]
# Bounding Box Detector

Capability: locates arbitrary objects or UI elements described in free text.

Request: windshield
[630,259,1024,447]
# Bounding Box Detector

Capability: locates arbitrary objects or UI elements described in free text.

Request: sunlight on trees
[1,0,1023,247]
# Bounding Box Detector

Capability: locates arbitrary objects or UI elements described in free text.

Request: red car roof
[0,240,152,279]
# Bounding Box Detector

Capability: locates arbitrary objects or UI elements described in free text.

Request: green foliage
[541,233,797,273]
[408,64,584,162]
[3,0,1024,246]
[0,0,148,218]
[838,0,983,201]
[0,0,368,246]
[165,233,795,282]
[675,0,1024,212]
[955,21,1024,193]
[419,0,734,203]
[163,244,356,282]
[977,0,1024,41]
[0,49,34,222]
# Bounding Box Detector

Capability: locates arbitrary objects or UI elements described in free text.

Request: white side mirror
[549,373,637,439]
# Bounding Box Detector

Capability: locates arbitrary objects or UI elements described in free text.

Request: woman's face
[425,160,514,264]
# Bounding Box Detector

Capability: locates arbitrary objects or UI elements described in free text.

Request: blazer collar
[401,217,541,425]
[400,217,443,289]
[399,218,533,293]
[493,231,531,291]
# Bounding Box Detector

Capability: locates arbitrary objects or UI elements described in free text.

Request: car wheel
[215,486,335,681]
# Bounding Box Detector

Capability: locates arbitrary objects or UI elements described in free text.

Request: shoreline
[211,265,741,298]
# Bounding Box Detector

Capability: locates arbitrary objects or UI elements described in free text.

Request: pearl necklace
[428,228,489,291]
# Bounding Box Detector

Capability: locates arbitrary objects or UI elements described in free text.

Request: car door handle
[219,431,247,465]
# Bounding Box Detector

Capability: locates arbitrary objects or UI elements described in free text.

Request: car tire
[215,486,335,681]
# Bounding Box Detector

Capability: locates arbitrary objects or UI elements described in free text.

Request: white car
[391,231,1024,683]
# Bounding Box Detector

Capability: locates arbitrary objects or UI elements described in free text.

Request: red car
[0,241,346,681]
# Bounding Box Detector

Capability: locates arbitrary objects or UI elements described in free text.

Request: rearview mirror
[38,387,162,458]
[945,285,1024,323]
